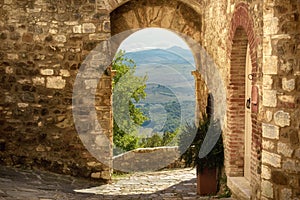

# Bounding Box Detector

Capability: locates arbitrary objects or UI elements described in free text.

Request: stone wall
[0,0,112,181]
[200,0,300,199]
[0,0,299,199]
[0,0,208,181]
[200,1,264,199]
[259,1,300,199]
[113,146,184,172]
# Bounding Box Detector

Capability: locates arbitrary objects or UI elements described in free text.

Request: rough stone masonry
[0,0,299,199]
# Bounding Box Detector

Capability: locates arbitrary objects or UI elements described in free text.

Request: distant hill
[120,46,196,134]
[124,46,195,65]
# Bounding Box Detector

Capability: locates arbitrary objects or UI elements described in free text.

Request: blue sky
[118,28,189,52]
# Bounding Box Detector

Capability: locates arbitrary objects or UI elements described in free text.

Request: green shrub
[179,115,224,172]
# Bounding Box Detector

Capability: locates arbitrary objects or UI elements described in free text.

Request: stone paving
[0,165,234,200]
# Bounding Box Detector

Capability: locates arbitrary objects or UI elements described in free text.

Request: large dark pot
[196,165,217,195]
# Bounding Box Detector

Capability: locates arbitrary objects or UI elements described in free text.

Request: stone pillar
[192,70,208,123]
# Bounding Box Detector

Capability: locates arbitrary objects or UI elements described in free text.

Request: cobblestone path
[0,166,234,200]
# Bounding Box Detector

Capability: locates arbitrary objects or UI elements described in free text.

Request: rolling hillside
[125,46,195,65]
[122,46,196,135]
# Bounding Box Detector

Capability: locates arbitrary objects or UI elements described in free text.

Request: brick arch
[228,3,258,73]
[226,2,261,183]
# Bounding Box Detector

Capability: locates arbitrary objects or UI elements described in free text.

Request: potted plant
[179,115,224,195]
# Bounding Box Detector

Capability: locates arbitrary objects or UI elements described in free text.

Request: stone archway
[109,0,210,171]
[110,0,202,45]
[109,0,207,115]
[109,0,207,120]
[105,0,203,16]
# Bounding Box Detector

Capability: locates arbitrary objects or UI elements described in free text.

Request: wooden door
[244,45,252,181]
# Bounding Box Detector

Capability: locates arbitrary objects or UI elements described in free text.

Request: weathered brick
[32,77,45,86]
[7,53,18,60]
[282,78,295,92]
[83,23,96,33]
[64,21,78,26]
[262,150,281,168]
[263,17,279,35]
[263,56,278,75]
[46,76,66,89]
[53,35,66,43]
[59,70,70,77]
[103,21,110,32]
[263,75,273,89]
[261,165,272,179]
[49,28,58,34]
[280,188,292,200]
[261,180,274,198]
[265,111,273,122]
[278,95,295,104]
[91,172,101,179]
[89,33,109,41]
[17,103,28,108]
[263,37,272,56]
[101,171,111,179]
[262,139,275,151]
[5,66,14,74]
[277,142,293,157]
[263,90,277,107]
[274,111,290,127]
[4,0,12,4]
[40,69,54,76]
[73,25,82,33]
[26,8,42,13]
[262,123,279,139]
[282,159,300,173]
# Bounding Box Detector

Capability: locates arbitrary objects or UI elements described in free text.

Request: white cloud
[119,28,189,52]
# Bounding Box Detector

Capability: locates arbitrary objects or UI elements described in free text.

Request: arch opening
[107,0,228,173]
[226,6,262,193]
[110,27,204,172]
[227,26,249,177]
[108,0,208,173]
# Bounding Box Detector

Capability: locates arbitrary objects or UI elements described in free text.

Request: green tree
[162,129,179,146]
[140,133,162,148]
[112,50,148,155]
[139,129,179,148]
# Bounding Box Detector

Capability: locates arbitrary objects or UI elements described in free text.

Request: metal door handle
[246,98,251,109]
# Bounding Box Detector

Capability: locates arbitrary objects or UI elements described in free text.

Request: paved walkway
[0,165,234,200]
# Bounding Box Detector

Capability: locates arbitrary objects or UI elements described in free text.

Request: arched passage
[226,3,261,198]
[109,0,211,171]
[110,0,206,122]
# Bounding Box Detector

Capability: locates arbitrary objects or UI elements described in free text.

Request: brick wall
[227,3,263,198]
[201,1,264,199]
